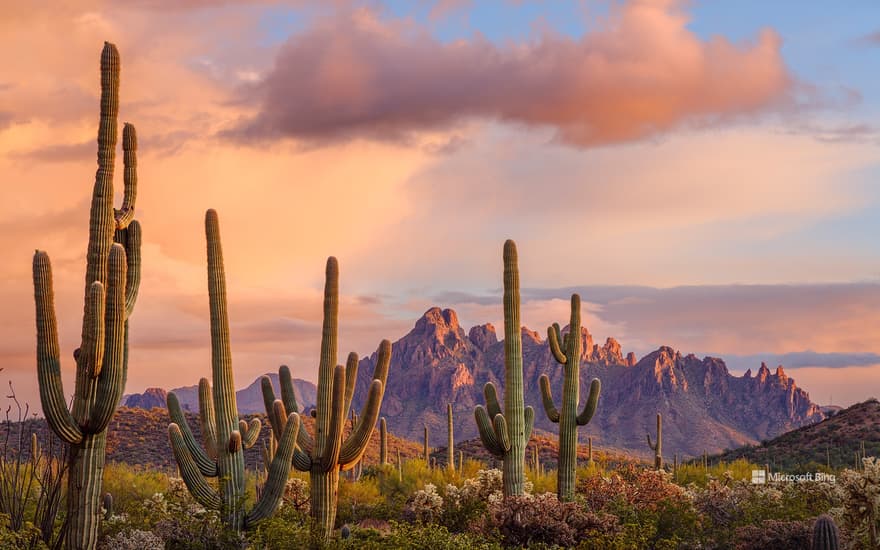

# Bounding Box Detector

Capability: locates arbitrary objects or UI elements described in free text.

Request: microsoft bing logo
[751,470,767,484]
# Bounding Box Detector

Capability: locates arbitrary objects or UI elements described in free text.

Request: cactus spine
[647,413,663,470]
[166,210,301,531]
[260,257,392,542]
[379,417,387,465]
[447,403,454,471]
[33,42,142,550]
[539,294,601,501]
[811,514,840,550]
[474,240,534,497]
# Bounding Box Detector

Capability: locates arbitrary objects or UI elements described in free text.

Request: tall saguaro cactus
[447,403,454,471]
[166,210,301,531]
[33,42,142,550]
[474,240,534,497]
[539,294,601,501]
[261,257,392,542]
[647,413,663,469]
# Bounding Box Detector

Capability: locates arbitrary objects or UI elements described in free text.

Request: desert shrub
[100,528,164,550]
[337,475,387,525]
[475,492,620,548]
[403,483,444,524]
[357,521,500,550]
[0,513,47,550]
[246,496,310,550]
[733,518,812,550]
[101,462,170,516]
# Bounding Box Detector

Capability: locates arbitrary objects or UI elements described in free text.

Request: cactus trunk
[310,468,339,542]
[647,413,663,470]
[67,434,107,549]
[379,418,387,465]
[424,425,429,464]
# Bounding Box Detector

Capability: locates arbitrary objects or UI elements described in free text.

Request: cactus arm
[240,418,261,449]
[83,282,106,378]
[493,414,511,453]
[199,378,218,460]
[539,375,560,423]
[576,378,601,426]
[293,447,312,471]
[319,365,346,472]
[278,365,300,414]
[167,392,218,477]
[338,380,383,467]
[548,323,567,365]
[114,123,137,229]
[119,219,141,318]
[261,376,281,436]
[168,424,221,510]
[524,405,534,442]
[246,412,300,526]
[33,251,84,445]
[89,244,127,432]
[483,382,502,419]
[228,431,242,453]
[647,433,657,451]
[342,352,358,415]
[474,405,504,458]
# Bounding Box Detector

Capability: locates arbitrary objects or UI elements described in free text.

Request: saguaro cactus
[811,514,840,550]
[423,425,430,464]
[474,240,534,497]
[33,42,142,550]
[379,417,387,465]
[261,257,392,542]
[588,437,593,464]
[647,413,663,470]
[539,294,601,502]
[447,403,454,471]
[166,210,301,531]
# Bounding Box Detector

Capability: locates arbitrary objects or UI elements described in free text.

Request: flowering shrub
[100,529,164,550]
[404,483,444,523]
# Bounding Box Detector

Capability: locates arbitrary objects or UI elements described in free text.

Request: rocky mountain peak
[468,323,497,351]
[122,387,167,410]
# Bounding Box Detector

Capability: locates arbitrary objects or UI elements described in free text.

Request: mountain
[710,398,880,471]
[349,307,824,457]
[124,374,317,414]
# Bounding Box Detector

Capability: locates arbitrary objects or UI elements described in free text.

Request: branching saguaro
[261,257,392,543]
[474,240,534,497]
[166,210,300,531]
[539,293,601,501]
[33,42,141,550]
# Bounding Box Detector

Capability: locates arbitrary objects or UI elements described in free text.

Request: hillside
[709,398,880,472]
[0,407,422,472]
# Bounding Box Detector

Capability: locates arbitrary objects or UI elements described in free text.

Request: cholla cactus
[33,42,142,550]
[839,457,880,547]
[260,257,392,542]
[404,483,444,523]
[166,210,300,531]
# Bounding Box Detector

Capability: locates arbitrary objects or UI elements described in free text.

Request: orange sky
[1,1,878,412]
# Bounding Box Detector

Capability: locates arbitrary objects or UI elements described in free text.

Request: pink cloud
[230,1,791,146]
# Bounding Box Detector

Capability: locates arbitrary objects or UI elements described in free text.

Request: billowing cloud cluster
[231,0,791,146]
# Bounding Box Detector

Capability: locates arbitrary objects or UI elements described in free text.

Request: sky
[1,0,878,415]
